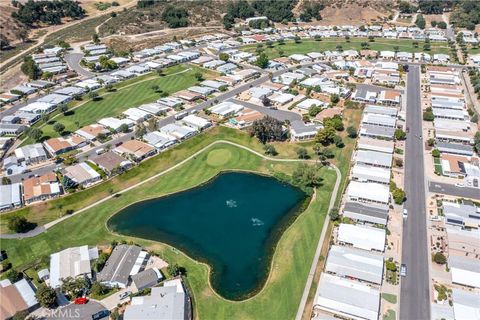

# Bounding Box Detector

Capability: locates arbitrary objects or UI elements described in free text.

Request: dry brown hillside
[312,0,394,25]
[98,0,227,37]
[0,4,27,45]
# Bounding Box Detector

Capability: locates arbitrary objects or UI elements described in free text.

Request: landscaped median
[1,127,338,319]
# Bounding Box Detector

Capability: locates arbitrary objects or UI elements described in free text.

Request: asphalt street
[400,65,430,320]
[64,52,96,78]
[428,181,480,200]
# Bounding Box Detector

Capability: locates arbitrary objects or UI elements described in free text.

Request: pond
[108,172,308,300]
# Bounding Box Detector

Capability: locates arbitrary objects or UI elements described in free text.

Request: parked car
[400,264,407,277]
[74,297,88,304]
[119,291,131,300]
[403,209,408,219]
[91,310,109,320]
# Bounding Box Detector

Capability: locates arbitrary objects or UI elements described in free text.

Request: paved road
[400,65,430,320]
[64,52,95,78]
[231,99,302,122]
[428,181,480,200]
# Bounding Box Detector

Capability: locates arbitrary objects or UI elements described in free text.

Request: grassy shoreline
[1,128,337,319]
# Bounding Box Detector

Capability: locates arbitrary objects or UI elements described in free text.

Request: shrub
[433,252,447,265]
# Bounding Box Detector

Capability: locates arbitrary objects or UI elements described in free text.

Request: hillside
[98,0,227,37]
[0,4,27,46]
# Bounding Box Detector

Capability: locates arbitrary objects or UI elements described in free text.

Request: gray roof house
[355,150,392,168]
[131,268,163,292]
[343,201,389,226]
[97,245,148,288]
[124,279,190,320]
[325,245,384,285]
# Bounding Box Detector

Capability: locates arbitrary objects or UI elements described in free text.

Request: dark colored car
[92,310,109,320]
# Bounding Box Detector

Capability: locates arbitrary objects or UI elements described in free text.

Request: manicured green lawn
[243,38,451,58]
[35,64,216,141]
[1,127,337,319]
[382,293,398,304]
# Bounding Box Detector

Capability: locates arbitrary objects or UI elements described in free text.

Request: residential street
[64,52,95,78]
[428,181,480,200]
[399,65,430,320]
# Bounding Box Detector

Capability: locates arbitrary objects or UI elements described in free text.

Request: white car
[403,209,408,218]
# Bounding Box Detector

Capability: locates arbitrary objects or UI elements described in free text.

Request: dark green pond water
[108,172,307,300]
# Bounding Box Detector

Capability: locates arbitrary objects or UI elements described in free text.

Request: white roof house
[449,255,480,288]
[357,137,394,154]
[347,181,390,205]
[355,150,392,168]
[181,115,211,130]
[452,288,480,320]
[337,224,386,252]
[144,131,177,150]
[296,98,324,111]
[0,183,22,211]
[98,117,135,132]
[209,101,244,117]
[19,102,55,114]
[325,245,384,285]
[124,279,187,320]
[159,124,197,140]
[315,273,380,320]
[351,164,390,184]
[123,108,152,122]
[49,245,98,288]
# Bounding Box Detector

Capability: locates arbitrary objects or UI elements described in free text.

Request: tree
[26,128,43,141]
[135,123,146,138]
[219,52,229,62]
[89,91,99,101]
[432,149,440,158]
[437,21,447,29]
[194,72,204,81]
[53,122,65,134]
[394,129,407,141]
[21,56,41,80]
[7,216,30,233]
[167,263,185,277]
[315,126,336,145]
[119,124,129,133]
[147,118,158,131]
[392,188,406,204]
[5,269,22,282]
[474,131,480,153]
[255,52,269,69]
[2,177,11,185]
[292,163,323,189]
[264,144,277,156]
[161,6,188,28]
[294,36,301,43]
[61,276,87,298]
[323,115,344,131]
[347,126,357,138]
[330,94,340,104]
[423,108,434,121]
[90,281,109,297]
[427,138,435,147]
[92,33,100,44]
[250,116,284,143]
[58,104,68,114]
[329,208,340,221]
[415,14,426,29]
[333,135,344,148]
[296,147,309,159]
[36,284,57,308]
[433,252,447,265]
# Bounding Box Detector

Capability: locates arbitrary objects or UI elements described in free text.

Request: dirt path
[0,140,339,239]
